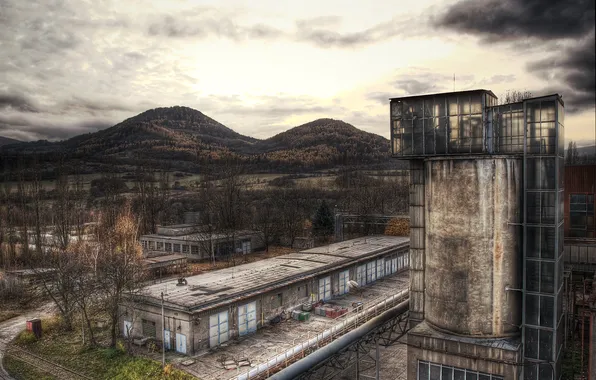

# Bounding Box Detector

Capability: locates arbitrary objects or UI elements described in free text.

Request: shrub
[42,316,62,335]
[116,340,127,354]
[102,347,124,360]
[16,330,37,344]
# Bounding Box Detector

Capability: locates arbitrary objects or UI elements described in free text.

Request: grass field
[4,317,196,380]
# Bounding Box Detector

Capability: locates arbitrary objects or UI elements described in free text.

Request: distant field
[1,170,409,193]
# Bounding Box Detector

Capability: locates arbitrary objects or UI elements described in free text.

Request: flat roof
[389,89,497,101]
[140,230,259,242]
[138,236,409,313]
[143,254,188,269]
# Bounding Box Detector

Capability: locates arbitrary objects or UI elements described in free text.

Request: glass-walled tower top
[390,89,563,158]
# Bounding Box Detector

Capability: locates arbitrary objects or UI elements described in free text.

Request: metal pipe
[269,299,409,380]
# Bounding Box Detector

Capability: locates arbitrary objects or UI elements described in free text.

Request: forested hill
[0,107,394,173]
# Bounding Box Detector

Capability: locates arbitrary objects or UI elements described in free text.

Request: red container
[26,318,42,338]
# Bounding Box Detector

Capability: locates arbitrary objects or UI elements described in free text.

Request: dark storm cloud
[0,93,39,113]
[436,0,594,41]
[436,0,595,112]
[527,31,596,112]
[294,16,420,48]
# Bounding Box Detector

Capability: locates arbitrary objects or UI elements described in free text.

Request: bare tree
[252,197,280,252]
[201,160,249,265]
[38,247,80,331]
[54,171,73,251]
[72,241,98,346]
[72,167,88,242]
[96,203,146,347]
[502,90,533,104]
[135,168,169,235]
[16,160,31,263]
[276,189,308,247]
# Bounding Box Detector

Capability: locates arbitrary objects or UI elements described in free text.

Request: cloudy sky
[0,0,594,145]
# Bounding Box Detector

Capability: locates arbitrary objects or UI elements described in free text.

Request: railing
[234,288,409,380]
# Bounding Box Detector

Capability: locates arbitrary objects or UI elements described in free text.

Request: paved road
[0,303,55,379]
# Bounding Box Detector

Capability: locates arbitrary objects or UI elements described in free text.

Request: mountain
[0,107,391,172]
[577,145,596,157]
[255,118,390,168]
[0,136,20,146]
[62,106,257,163]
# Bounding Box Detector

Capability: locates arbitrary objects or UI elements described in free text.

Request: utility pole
[161,291,165,368]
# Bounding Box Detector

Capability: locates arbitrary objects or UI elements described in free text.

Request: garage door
[176,333,186,354]
[238,301,257,336]
[339,270,350,295]
[318,276,331,301]
[356,264,366,286]
[209,311,229,347]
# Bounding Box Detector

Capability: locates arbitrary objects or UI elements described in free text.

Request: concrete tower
[390,90,565,380]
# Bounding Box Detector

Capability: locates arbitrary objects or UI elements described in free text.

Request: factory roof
[389,89,497,101]
[138,235,409,313]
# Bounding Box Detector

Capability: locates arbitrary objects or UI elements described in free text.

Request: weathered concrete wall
[120,303,196,353]
[407,325,522,380]
[424,158,522,336]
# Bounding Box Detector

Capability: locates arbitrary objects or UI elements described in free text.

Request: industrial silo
[391,90,564,380]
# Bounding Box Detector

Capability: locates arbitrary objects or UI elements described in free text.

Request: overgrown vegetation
[3,355,57,380]
[5,316,196,380]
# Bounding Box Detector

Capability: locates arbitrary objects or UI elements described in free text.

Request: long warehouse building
[121,236,410,355]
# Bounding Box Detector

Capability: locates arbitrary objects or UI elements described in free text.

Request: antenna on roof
[453,74,455,92]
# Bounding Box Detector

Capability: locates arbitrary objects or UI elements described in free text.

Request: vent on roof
[280,264,301,269]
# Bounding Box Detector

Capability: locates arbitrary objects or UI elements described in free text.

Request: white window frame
[209,311,229,347]
[366,261,376,283]
[356,264,366,286]
[318,276,332,301]
[339,270,350,295]
[376,259,385,278]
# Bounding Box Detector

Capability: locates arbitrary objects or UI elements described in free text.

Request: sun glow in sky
[0,0,594,144]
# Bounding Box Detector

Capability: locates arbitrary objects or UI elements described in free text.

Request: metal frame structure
[271,302,410,380]
[520,95,565,380]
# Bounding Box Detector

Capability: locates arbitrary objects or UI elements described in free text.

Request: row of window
[418,361,504,380]
[354,253,409,287]
[139,240,253,255]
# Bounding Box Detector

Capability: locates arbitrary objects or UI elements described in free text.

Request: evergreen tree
[313,201,335,237]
